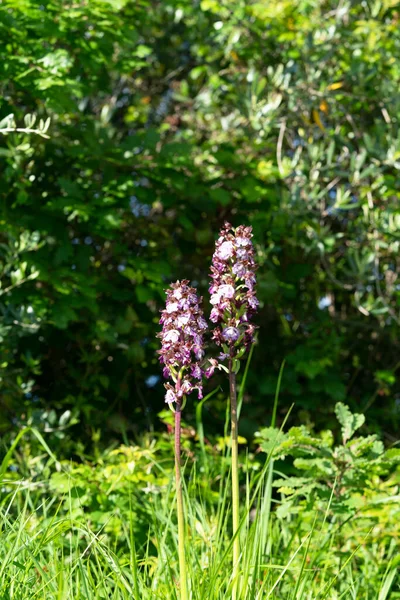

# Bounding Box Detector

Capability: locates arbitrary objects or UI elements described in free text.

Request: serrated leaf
[273,476,309,488]
[335,402,365,443]
[258,427,287,456]
[277,486,295,495]
[385,448,400,462]
[294,457,334,475]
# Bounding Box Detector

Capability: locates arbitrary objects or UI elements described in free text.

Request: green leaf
[335,403,365,443]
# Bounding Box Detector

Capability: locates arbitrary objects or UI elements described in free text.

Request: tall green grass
[0,423,398,599]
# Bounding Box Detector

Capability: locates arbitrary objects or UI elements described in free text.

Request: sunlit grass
[0,425,398,599]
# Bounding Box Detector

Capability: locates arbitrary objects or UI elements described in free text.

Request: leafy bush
[257,403,400,579]
[0,0,399,441]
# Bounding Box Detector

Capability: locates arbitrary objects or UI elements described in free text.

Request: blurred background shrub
[0,0,399,449]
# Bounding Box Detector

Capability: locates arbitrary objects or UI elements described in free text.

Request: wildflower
[158,280,206,405]
[159,281,197,600]
[205,358,219,378]
[209,222,258,362]
[209,223,258,599]
[222,326,240,342]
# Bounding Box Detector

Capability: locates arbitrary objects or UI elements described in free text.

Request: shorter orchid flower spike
[158,280,207,406]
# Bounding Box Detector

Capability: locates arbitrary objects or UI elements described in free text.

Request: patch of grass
[0,424,399,598]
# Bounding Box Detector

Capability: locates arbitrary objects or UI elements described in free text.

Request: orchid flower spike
[208,222,258,369]
[158,280,207,406]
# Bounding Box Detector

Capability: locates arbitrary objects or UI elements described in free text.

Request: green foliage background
[0,0,399,444]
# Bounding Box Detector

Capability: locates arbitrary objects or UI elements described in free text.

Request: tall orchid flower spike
[209,222,258,368]
[209,223,258,600]
[158,280,207,600]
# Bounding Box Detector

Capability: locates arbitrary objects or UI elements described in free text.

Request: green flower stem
[175,397,188,600]
[229,358,240,600]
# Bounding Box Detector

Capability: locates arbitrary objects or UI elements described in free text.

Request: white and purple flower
[208,222,258,368]
[158,280,207,405]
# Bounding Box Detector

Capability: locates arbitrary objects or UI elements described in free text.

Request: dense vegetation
[2,403,400,598]
[1,0,399,442]
[0,0,399,597]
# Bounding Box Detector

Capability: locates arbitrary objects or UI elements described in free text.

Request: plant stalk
[229,358,240,600]
[175,398,188,600]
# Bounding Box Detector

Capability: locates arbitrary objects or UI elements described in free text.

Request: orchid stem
[175,398,188,600]
[229,358,240,600]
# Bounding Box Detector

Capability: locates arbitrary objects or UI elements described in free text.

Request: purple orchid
[158,280,206,406]
[208,222,258,367]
